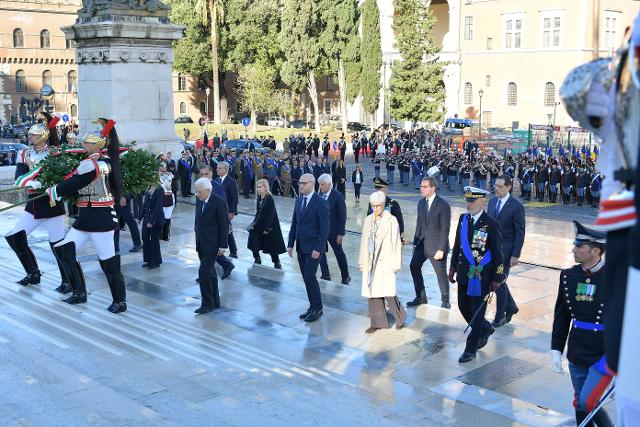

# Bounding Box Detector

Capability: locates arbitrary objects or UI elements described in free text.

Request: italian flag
[14,166,43,188]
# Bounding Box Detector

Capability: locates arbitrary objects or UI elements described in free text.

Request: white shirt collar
[219,173,227,182]
[498,193,510,206]
[471,211,483,223]
[203,196,210,206]
[323,189,331,198]
[426,194,436,205]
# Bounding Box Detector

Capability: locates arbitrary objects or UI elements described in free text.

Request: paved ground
[0,172,610,427]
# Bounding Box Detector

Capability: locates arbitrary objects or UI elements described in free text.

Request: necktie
[302,196,308,212]
[496,199,502,216]
[323,193,328,200]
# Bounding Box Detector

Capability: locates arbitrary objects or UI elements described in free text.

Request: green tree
[280,0,325,133]
[169,0,213,77]
[237,63,275,135]
[319,0,359,134]
[389,0,445,124]
[360,0,382,120]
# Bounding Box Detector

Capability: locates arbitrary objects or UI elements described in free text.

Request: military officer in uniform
[368,177,405,243]
[449,186,506,363]
[5,113,70,293]
[48,119,128,313]
[550,222,613,427]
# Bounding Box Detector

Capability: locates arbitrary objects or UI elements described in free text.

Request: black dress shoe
[142,263,149,268]
[478,325,495,350]
[341,277,351,285]
[365,327,379,334]
[299,308,312,319]
[17,272,41,286]
[458,351,476,363]
[147,264,161,270]
[55,282,73,294]
[506,307,520,323]
[406,296,427,307]
[108,302,127,314]
[492,317,508,328]
[194,306,213,314]
[229,253,238,259]
[320,275,331,281]
[273,263,282,270]
[129,246,142,253]
[222,264,234,280]
[304,309,323,323]
[441,302,451,309]
[63,291,87,305]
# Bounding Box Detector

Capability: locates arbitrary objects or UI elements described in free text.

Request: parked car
[11,125,30,138]
[174,115,193,124]
[320,114,342,127]
[267,117,285,128]
[347,122,369,132]
[220,139,270,154]
[0,143,27,165]
[289,119,309,129]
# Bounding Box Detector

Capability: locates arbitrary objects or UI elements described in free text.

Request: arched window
[66,39,76,49]
[544,82,555,107]
[179,102,187,114]
[464,82,473,104]
[13,29,24,48]
[70,104,78,117]
[199,101,206,114]
[42,70,52,87]
[67,70,77,92]
[16,70,27,92]
[40,30,51,48]
[178,74,186,91]
[507,82,518,106]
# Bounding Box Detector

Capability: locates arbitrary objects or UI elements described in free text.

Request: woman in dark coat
[247,179,286,269]
[334,158,347,196]
[352,163,364,203]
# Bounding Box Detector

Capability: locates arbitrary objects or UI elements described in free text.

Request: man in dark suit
[193,178,228,314]
[139,184,165,269]
[216,161,239,258]
[177,151,193,198]
[449,187,506,363]
[288,173,330,322]
[197,166,234,279]
[487,175,524,327]
[317,174,350,284]
[409,176,452,308]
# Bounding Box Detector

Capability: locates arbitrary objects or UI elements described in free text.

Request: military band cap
[373,177,389,188]
[573,221,606,246]
[464,186,490,201]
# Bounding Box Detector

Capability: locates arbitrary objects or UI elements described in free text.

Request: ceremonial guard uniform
[551,222,613,426]
[449,187,505,363]
[48,119,127,313]
[160,169,175,241]
[5,113,70,292]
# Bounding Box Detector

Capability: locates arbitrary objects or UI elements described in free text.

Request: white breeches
[56,227,115,260]
[9,211,65,242]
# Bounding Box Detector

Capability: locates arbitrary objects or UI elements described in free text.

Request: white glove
[27,180,42,190]
[550,350,564,374]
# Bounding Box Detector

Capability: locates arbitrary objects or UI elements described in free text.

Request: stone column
[62,8,184,153]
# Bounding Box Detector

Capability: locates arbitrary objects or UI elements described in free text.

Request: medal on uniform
[576,282,596,302]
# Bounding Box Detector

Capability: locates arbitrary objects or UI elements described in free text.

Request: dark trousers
[458,282,492,353]
[180,175,191,197]
[228,224,237,255]
[297,249,322,310]
[114,200,141,251]
[141,222,163,266]
[354,183,362,199]
[409,242,450,303]
[216,254,234,270]
[494,260,518,321]
[354,150,360,163]
[319,238,349,280]
[368,297,406,328]
[198,252,220,308]
[132,193,143,219]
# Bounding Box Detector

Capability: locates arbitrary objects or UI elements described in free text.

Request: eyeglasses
[371,204,384,208]
[299,181,313,185]
[420,185,432,189]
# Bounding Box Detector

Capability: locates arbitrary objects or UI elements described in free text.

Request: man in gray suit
[409,176,452,308]
[487,175,525,326]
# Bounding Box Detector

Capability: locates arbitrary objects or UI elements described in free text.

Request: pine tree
[360,0,382,117]
[389,0,445,124]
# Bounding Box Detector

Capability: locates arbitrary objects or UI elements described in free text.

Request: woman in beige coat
[359,191,407,334]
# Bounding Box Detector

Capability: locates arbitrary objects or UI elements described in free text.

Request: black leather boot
[5,230,41,285]
[591,408,615,427]
[161,219,171,241]
[54,242,87,304]
[50,240,72,293]
[100,256,127,314]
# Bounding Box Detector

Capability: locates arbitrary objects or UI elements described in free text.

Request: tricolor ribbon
[15,166,43,188]
[460,214,492,297]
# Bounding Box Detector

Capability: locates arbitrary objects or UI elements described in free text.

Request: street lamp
[478,89,484,139]
[547,113,553,125]
[205,87,210,122]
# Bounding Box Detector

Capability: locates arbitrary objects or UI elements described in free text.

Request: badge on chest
[576,282,596,302]
[472,227,488,251]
